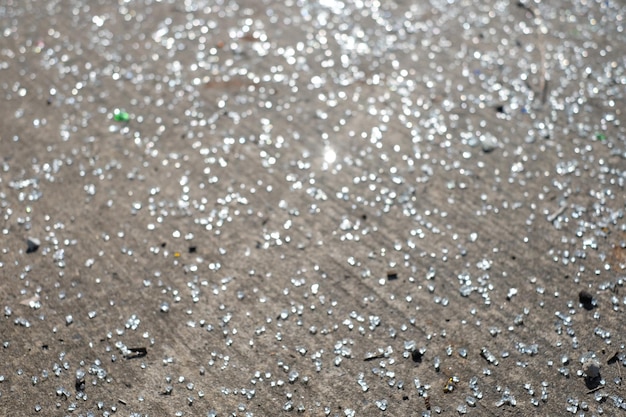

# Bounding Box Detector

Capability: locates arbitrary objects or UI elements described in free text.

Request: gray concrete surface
[1,0,625,416]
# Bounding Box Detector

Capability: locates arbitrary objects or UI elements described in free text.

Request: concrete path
[1,0,625,415]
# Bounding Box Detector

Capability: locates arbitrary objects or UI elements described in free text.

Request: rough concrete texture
[1,0,625,416]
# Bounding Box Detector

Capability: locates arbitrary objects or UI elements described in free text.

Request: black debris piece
[26,237,40,254]
[607,351,620,365]
[188,246,197,253]
[387,271,398,281]
[579,290,596,310]
[584,374,602,390]
[411,349,424,363]
[480,347,499,365]
[75,379,85,392]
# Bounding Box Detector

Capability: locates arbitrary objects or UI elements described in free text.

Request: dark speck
[26,237,40,254]
[579,290,595,310]
[387,271,398,281]
[75,379,85,392]
[188,246,197,253]
[411,349,424,363]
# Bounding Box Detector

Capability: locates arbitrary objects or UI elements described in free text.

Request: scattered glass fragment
[506,288,518,301]
[481,348,499,366]
[581,352,601,379]
[480,133,498,153]
[123,347,147,360]
[113,109,130,122]
[375,399,388,411]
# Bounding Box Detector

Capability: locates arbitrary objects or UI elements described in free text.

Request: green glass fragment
[113,110,130,122]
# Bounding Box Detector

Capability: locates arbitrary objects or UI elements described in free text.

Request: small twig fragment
[587,386,603,394]
[547,205,567,223]
[517,1,548,105]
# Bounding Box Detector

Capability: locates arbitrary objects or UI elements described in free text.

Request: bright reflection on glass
[323,147,337,164]
[322,146,337,171]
